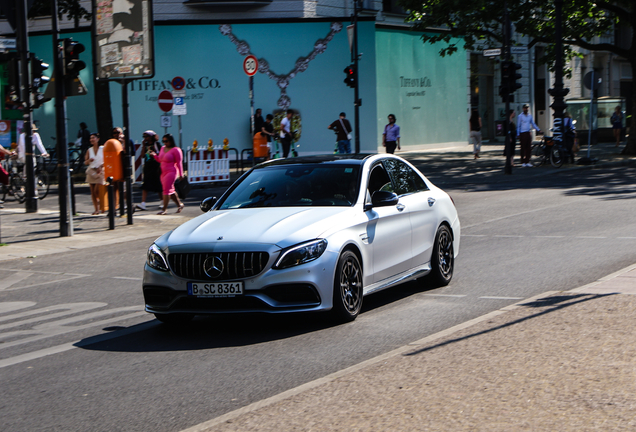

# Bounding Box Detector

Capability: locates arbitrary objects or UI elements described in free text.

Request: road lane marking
[479,296,525,300]
[423,294,466,298]
[112,277,143,281]
[0,269,91,291]
[0,302,36,314]
[0,272,34,291]
[0,319,156,369]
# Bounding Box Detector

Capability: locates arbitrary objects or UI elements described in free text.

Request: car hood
[164,207,353,249]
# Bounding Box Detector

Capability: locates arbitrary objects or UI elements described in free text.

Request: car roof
[257,154,375,168]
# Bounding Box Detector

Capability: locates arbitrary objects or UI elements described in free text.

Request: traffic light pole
[352,0,361,154]
[51,0,72,236]
[15,0,37,212]
[121,79,133,225]
[503,2,513,175]
[548,0,568,149]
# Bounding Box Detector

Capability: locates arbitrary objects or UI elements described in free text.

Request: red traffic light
[343,65,356,88]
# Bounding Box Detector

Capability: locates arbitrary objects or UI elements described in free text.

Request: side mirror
[367,191,398,210]
[200,197,217,212]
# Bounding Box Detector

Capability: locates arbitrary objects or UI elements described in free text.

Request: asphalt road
[1,155,635,431]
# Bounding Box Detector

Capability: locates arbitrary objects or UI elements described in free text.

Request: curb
[181,260,636,432]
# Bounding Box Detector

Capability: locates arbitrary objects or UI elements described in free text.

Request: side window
[367,164,393,197]
[383,159,428,196]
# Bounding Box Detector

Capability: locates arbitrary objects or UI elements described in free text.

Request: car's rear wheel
[332,250,363,322]
[154,313,194,325]
[426,225,454,287]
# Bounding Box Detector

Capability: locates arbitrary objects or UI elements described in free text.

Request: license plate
[187,282,244,297]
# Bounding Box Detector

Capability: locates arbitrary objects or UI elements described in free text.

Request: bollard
[69,168,76,216]
[107,177,115,230]
[118,182,125,217]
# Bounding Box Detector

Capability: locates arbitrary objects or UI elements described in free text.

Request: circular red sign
[171,76,186,91]
[243,55,258,77]
[158,90,173,112]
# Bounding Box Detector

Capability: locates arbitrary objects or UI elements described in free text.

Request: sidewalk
[183,264,636,431]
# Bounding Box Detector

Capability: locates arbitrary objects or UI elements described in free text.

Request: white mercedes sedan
[143,154,460,324]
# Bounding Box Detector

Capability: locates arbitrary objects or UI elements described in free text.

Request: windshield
[219,164,361,209]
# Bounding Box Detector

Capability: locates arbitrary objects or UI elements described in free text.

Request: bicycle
[530,135,565,168]
[1,157,49,203]
[42,140,82,174]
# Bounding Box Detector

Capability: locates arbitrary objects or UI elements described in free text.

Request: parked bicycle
[42,140,83,174]
[1,156,50,203]
[530,135,565,168]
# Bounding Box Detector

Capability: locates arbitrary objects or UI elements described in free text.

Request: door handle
[396,204,405,211]
[428,197,436,207]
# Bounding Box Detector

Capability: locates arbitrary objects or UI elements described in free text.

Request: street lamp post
[548,0,569,150]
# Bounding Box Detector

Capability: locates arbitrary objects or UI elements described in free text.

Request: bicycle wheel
[550,146,564,168]
[43,152,57,174]
[36,170,50,199]
[530,143,545,167]
[10,174,26,203]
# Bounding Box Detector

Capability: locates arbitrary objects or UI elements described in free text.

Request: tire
[154,313,195,325]
[10,174,26,203]
[530,144,544,167]
[332,250,363,322]
[426,225,454,287]
[550,146,564,168]
[36,171,49,200]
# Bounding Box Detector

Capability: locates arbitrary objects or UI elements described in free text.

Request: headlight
[274,239,328,269]
[147,244,169,271]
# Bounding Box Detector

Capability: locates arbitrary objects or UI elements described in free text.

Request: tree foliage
[28,0,91,26]
[400,0,636,152]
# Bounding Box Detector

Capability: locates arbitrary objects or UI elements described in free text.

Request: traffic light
[343,64,356,88]
[507,62,522,93]
[7,55,20,105]
[62,39,86,78]
[30,54,51,109]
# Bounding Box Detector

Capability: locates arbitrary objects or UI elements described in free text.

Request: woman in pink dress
[150,134,185,215]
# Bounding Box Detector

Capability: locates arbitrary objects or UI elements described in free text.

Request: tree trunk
[621,46,636,154]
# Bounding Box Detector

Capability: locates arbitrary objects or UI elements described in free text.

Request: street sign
[483,49,501,57]
[160,115,172,128]
[173,90,186,97]
[0,38,16,49]
[243,55,258,76]
[158,90,173,112]
[173,103,187,116]
[511,46,529,54]
[583,71,602,90]
[175,97,184,105]
[171,76,186,91]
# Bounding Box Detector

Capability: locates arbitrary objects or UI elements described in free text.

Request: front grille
[168,252,270,280]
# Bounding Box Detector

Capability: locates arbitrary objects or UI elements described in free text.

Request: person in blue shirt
[382,114,401,154]
[516,104,541,167]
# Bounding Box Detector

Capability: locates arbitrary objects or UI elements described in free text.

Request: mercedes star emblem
[203,256,224,279]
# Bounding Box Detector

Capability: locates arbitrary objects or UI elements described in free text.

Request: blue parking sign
[175,97,184,105]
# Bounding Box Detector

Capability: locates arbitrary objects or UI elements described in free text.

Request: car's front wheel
[426,225,454,287]
[154,313,194,325]
[332,250,363,322]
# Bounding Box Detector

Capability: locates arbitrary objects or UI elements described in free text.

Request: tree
[400,0,636,154]
[29,0,114,141]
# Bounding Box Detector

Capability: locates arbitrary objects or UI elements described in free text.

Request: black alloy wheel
[426,225,454,287]
[332,250,363,322]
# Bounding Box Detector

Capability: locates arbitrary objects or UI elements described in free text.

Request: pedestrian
[149,134,185,215]
[77,122,91,160]
[17,125,49,165]
[84,133,105,215]
[382,114,400,154]
[516,104,541,167]
[563,111,577,163]
[469,109,482,159]
[610,106,623,147]
[504,109,517,167]
[328,112,352,154]
[261,114,275,159]
[253,108,264,137]
[279,109,294,158]
[136,130,163,211]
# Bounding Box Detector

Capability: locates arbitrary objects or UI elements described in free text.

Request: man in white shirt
[17,128,49,164]
[516,104,541,167]
[279,109,293,158]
